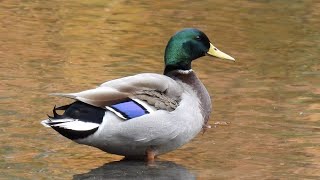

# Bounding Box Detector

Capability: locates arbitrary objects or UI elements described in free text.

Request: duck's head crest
[164,28,235,74]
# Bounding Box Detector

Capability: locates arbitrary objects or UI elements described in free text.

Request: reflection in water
[73,160,196,180]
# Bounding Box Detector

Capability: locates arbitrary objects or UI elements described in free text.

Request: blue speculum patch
[111,100,148,119]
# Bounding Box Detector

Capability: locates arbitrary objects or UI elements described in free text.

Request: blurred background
[0,0,319,179]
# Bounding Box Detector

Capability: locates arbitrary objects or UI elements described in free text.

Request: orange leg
[146,147,156,164]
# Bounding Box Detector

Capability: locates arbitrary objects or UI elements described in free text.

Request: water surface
[0,0,319,179]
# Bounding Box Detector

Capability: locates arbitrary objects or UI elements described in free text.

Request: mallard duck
[41,28,235,161]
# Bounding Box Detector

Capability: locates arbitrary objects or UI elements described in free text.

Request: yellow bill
[207,43,235,61]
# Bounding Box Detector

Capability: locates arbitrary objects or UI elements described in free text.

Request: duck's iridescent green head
[164,28,235,74]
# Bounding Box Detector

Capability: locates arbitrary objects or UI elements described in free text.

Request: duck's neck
[164,69,196,83]
[164,69,212,125]
[163,64,192,76]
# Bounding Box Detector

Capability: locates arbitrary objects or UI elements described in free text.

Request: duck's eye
[195,36,201,41]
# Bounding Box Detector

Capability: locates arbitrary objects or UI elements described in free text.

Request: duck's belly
[77,92,205,157]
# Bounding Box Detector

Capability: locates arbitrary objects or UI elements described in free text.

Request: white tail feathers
[41,118,100,131]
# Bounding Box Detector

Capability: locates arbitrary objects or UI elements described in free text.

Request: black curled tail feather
[43,101,105,140]
[47,104,72,120]
[51,101,105,124]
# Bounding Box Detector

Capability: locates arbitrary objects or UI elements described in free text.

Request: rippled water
[0,0,319,179]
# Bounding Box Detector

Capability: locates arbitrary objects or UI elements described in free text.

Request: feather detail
[105,106,127,120]
[106,98,155,120]
[134,90,179,111]
[50,119,100,131]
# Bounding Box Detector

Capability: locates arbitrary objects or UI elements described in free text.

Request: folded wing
[52,73,182,109]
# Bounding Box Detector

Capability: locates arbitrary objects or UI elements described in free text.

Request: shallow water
[0,0,319,179]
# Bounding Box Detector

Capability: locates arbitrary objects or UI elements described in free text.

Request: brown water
[0,0,319,179]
